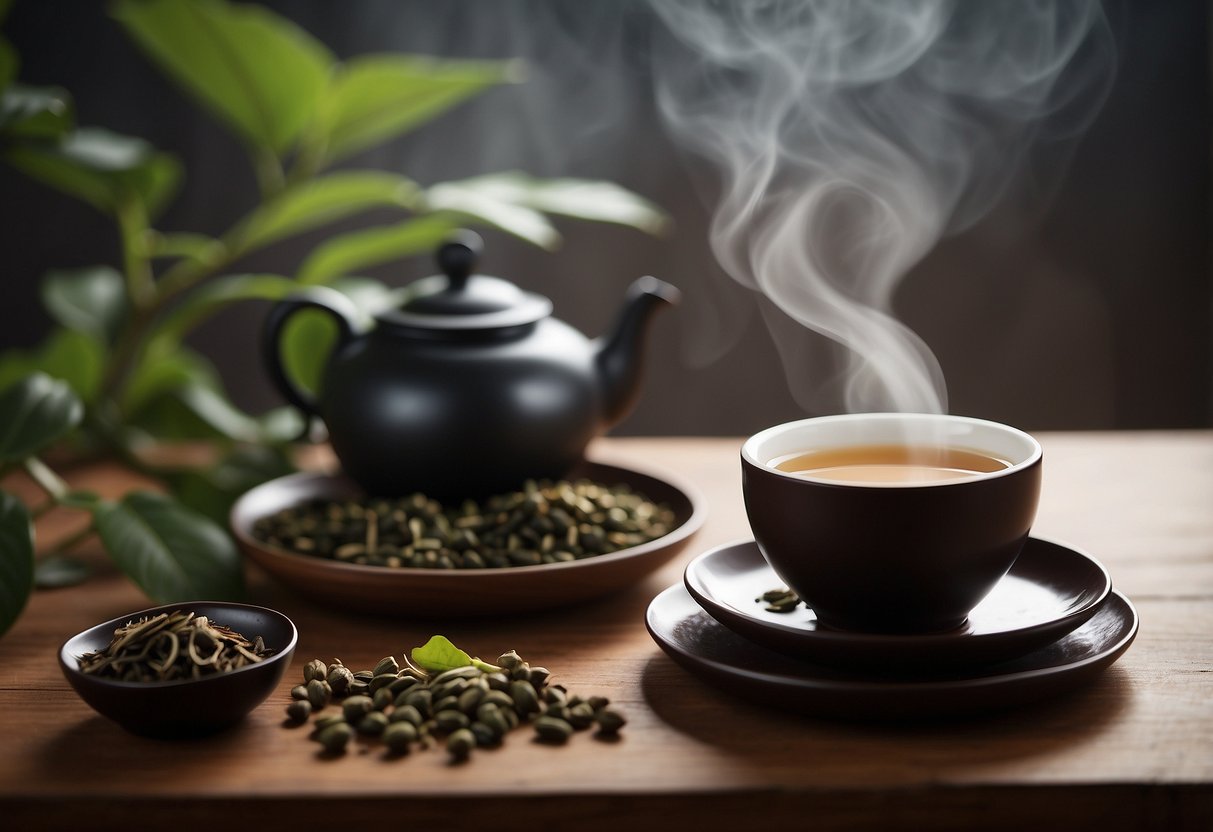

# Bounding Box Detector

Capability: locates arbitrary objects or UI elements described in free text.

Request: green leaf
[423,180,560,250]
[0,372,83,462]
[257,406,306,443]
[280,276,400,394]
[170,445,295,526]
[0,329,106,403]
[316,54,518,165]
[410,635,472,674]
[297,213,456,284]
[147,273,297,348]
[34,554,90,589]
[0,84,73,139]
[410,635,500,674]
[446,172,669,235]
[4,127,181,218]
[0,0,14,24]
[41,266,127,344]
[237,171,420,251]
[93,491,244,603]
[171,384,264,443]
[113,0,332,155]
[0,491,34,637]
[122,345,220,416]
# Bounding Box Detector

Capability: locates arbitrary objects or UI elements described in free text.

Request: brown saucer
[231,460,705,616]
[684,537,1111,670]
[645,583,1137,720]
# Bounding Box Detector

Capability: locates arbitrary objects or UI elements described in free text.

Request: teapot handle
[261,288,362,423]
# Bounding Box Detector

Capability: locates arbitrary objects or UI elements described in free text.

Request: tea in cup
[740,413,1042,634]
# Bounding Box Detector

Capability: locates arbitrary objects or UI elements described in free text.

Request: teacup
[741,413,1042,634]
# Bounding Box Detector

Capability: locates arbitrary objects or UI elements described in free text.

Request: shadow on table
[640,652,1133,766]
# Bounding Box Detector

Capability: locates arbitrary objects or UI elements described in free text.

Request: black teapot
[262,232,679,499]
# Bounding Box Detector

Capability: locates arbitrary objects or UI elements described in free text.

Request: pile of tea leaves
[286,636,625,760]
[78,610,272,682]
[252,479,676,569]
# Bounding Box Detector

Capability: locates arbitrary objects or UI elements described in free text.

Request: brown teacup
[741,413,1042,634]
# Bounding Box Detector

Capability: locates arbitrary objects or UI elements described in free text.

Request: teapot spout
[595,276,680,427]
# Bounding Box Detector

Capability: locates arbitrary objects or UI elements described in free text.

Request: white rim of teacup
[741,412,1042,488]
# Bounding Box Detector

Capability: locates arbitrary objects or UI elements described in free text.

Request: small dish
[231,460,705,616]
[684,537,1111,670]
[646,584,1137,720]
[59,601,298,737]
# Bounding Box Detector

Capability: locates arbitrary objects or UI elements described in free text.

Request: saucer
[684,537,1111,670]
[232,460,705,616]
[646,583,1137,720]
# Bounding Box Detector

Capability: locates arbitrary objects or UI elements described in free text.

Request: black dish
[684,537,1111,670]
[59,601,297,738]
[646,583,1137,720]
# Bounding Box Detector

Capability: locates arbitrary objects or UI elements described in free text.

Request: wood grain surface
[2,434,1211,831]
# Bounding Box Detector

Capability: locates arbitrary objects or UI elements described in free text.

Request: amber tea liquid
[772,444,1011,484]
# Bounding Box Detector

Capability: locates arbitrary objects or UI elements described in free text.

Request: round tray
[231,461,705,616]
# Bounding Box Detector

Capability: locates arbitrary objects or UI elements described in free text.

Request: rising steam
[648,0,1114,413]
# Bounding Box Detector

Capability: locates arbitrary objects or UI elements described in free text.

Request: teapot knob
[436,230,483,292]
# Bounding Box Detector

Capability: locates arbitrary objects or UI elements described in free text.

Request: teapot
[262,231,679,499]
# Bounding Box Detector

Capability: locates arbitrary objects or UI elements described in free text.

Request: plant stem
[31,500,58,520]
[252,146,287,199]
[24,457,69,501]
[116,198,155,310]
[46,524,95,557]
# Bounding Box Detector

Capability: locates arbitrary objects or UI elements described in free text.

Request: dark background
[1,0,1209,435]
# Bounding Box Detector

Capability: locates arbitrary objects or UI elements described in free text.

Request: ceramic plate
[684,537,1112,670]
[646,583,1137,720]
[232,461,704,616]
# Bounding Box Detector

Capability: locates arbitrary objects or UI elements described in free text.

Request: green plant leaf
[113,0,332,155]
[445,172,669,235]
[0,372,83,462]
[237,171,421,251]
[0,84,73,139]
[279,276,401,395]
[170,445,295,526]
[147,273,297,348]
[122,345,220,416]
[0,491,34,637]
[34,554,90,589]
[171,384,264,443]
[93,491,244,603]
[0,0,14,24]
[410,635,500,674]
[423,180,560,250]
[4,127,181,218]
[0,329,106,403]
[315,54,519,165]
[296,213,456,284]
[41,266,127,344]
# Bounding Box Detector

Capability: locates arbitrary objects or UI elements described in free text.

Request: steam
[648,0,1114,413]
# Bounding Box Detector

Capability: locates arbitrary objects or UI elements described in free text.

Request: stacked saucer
[646,537,1137,720]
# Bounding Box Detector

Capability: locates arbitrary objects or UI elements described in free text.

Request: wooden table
[2,434,1211,830]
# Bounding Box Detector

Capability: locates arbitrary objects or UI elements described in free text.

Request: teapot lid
[376,231,552,331]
